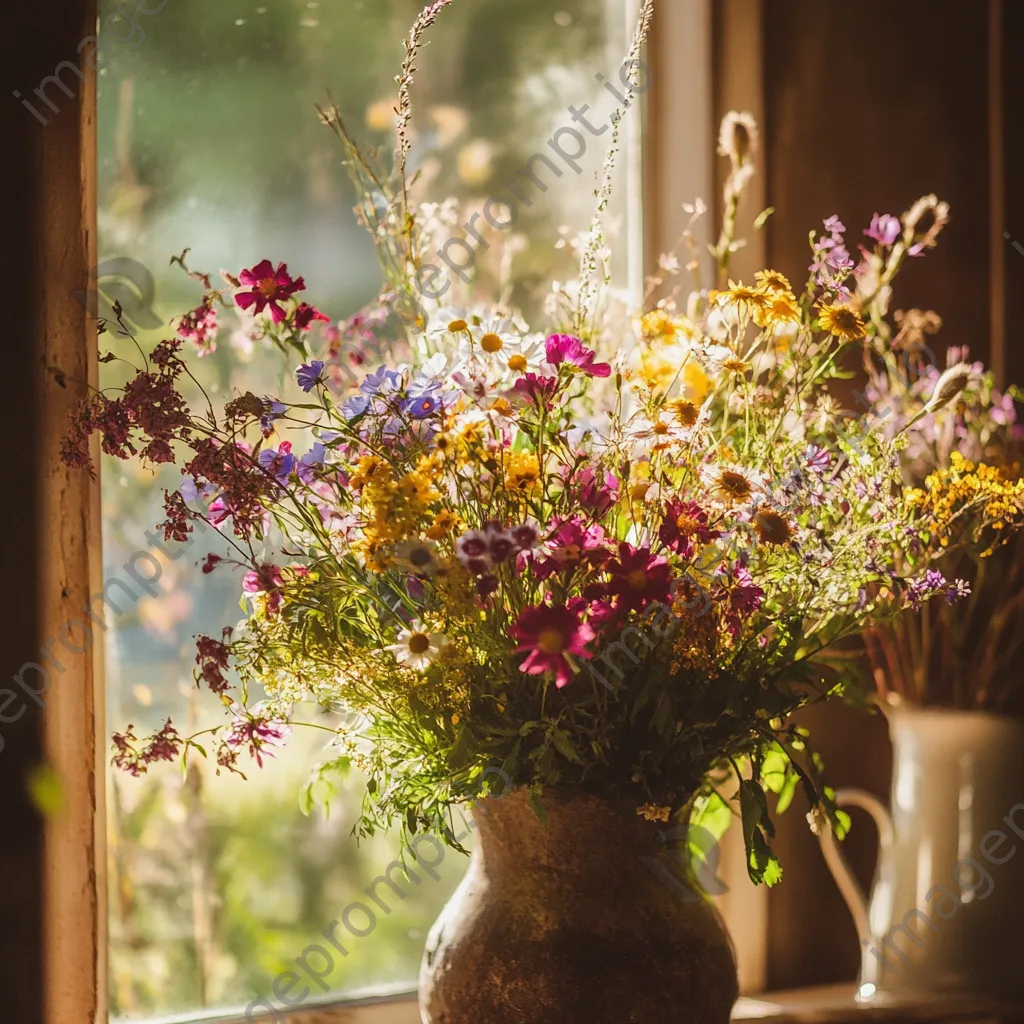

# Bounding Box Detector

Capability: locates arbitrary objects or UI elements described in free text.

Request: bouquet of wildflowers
[62,1,965,885]
[835,217,1024,712]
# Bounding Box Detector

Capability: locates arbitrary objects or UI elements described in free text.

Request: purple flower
[904,570,971,610]
[865,213,900,246]
[296,360,324,393]
[544,334,612,378]
[180,476,215,503]
[806,444,831,474]
[340,394,370,420]
[360,365,402,397]
[298,441,327,484]
[260,397,288,434]
[258,442,296,485]
[406,392,441,419]
[823,215,846,237]
[810,215,856,296]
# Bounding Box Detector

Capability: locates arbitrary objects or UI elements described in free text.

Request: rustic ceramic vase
[419,787,738,1024]
[819,703,1024,1001]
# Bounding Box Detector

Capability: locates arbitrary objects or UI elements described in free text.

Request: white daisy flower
[385,621,450,671]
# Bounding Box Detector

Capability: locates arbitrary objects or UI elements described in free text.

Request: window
[97,1,642,1019]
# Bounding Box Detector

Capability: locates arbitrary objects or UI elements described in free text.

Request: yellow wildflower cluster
[639,308,692,344]
[710,271,802,333]
[502,451,542,502]
[432,558,479,620]
[355,454,439,561]
[907,451,1024,555]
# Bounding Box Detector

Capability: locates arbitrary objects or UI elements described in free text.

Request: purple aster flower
[296,360,324,393]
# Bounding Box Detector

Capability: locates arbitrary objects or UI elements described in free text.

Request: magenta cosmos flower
[545,334,612,378]
[603,542,673,613]
[659,498,719,558]
[235,260,306,323]
[512,603,595,688]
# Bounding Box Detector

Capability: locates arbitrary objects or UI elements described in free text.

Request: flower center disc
[720,471,751,500]
[537,628,566,654]
[448,319,468,333]
[258,277,278,298]
[626,569,648,591]
[481,333,503,353]
[507,354,527,372]
[408,633,431,654]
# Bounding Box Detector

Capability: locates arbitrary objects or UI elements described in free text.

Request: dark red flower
[195,634,232,693]
[294,302,330,331]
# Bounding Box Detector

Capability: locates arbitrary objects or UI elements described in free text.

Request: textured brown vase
[419,787,739,1024]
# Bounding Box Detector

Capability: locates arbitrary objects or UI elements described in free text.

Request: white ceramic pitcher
[818,703,1024,1001]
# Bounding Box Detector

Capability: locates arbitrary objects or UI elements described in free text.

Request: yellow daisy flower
[818,303,866,341]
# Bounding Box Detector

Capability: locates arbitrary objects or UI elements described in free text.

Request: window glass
[98,0,640,1017]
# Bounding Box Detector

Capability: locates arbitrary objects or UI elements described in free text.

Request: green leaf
[551,729,583,764]
[749,831,784,887]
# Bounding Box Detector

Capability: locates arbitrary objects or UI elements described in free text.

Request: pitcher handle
[816,788,894,988]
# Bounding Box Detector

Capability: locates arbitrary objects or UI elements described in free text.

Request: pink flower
[512,603,595,688]
[201,553,223,574]
[603,543,673,613]
[456,522,526,573]
[544,334,611,378]
[111,719,182,776]
[506,373,560,409]
[195,634,231,693]
[177,302,219,355]
[223,708,289,768]
[659,498,719,557]
[577,467,619,517]
[714,561,763,635]
[243,562,285,614]
[864,213,900,247]
[533,517,610,580]
[235,260,305,323]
